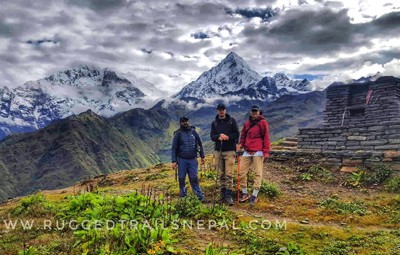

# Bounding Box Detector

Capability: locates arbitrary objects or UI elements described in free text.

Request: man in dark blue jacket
[210,103,239,206]
[172,116,206,202]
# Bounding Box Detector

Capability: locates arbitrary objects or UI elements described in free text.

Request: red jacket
[240,115,270,157]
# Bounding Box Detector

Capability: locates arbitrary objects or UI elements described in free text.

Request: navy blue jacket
[172,126,205,162]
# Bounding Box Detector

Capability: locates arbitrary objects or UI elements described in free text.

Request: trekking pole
[237,152,241,203]
[216,140,223,203]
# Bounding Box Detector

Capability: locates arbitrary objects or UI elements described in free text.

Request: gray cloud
[302,49,400,73]
[241,6,400,59]
[242,8,364,56]
[68,0,129,12]
[0,0,399,93]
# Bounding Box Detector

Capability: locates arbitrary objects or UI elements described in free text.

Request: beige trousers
[239,156,263,190]
[214,151,236,189]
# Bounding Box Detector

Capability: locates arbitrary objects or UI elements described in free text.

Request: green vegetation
[386,176,400,193]
[145,172,169,181]
[271,139,286,146]
[260,181,282,198]
[320,196,368,216]
[308,165,335,183]
[346,164,393,188]
[2,158,400,254]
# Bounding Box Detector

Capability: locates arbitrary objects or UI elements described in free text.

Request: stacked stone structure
[294,76,400,170]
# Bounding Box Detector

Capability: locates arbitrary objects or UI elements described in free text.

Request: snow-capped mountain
[174,52,262,99]
[0,66,157,139]
[273,73,312,92]
[346,72,382,84]
[174,52,312,102]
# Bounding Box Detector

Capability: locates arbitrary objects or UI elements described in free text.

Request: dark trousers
[177,157,204,200]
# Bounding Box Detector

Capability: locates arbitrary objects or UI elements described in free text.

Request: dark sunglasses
[180,120,189,123]
[251,109,259,112]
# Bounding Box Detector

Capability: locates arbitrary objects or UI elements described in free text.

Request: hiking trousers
[177,157,204,200]
[238,155,264,190]
[214,151,236,190]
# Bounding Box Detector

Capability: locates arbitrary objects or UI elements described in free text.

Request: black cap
[216,103,226,110]
[250,105,260,111]
[179,116,189,122]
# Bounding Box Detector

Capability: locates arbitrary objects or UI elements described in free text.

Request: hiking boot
[239,193,250,203]
[249,196,258,206]
[225,195,234,206]
[219,188,227,204]
[225,189,234,206]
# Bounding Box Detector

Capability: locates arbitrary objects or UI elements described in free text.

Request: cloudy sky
[1,0,399,94]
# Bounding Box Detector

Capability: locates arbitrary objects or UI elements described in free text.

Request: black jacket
[210,114,239,152]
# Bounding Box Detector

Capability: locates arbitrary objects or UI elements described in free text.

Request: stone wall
[323,77,400,127]
[298,121,400,152]
[270,149,400,171]
[294,77,400,170]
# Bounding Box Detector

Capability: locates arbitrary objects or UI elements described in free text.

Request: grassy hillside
[1,156,399,254]
[0,108,172,202]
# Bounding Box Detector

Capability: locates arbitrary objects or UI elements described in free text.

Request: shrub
[320,196,368,216]
[145,172,168,181]
[260,181,281,198]
[386,177,400,193]
[321,241,352,255]
[277,243,305,255]
[364,164,393,185]
[12,193,55,216]
[307,165,335,183]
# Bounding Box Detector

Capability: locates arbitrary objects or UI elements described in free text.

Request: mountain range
[0,107,172,201]
[1,51,370,201]
[174,52,312,102]
[0,66,165,140]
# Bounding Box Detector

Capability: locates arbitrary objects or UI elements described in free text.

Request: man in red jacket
[237,105,270,206]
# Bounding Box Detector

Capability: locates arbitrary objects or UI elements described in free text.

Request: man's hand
[236,144,242,151]
[218,133,229,141]
[263,155,269,162]
[172,162,178,169]
[201,158,205,165]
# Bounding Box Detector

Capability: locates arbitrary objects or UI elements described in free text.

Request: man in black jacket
[210,104,239,205]
[172,116,206,202]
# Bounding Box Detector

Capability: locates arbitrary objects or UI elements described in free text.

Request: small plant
[205,242,237,255]
[321,241,352,255]
[277,242,305,255]
[260,181,281,198]
[12,193,55,216]
[200,170,218,180]
[18,246,40,255]
[145,172,168,181]
[308,165,335,183]
[271,138,285,146]
[347,165,393,187]
[364,164,393,185]
[299,173,313,181]
[347,170,365,187]
[320,196,368,216]
[386,176,400,193]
